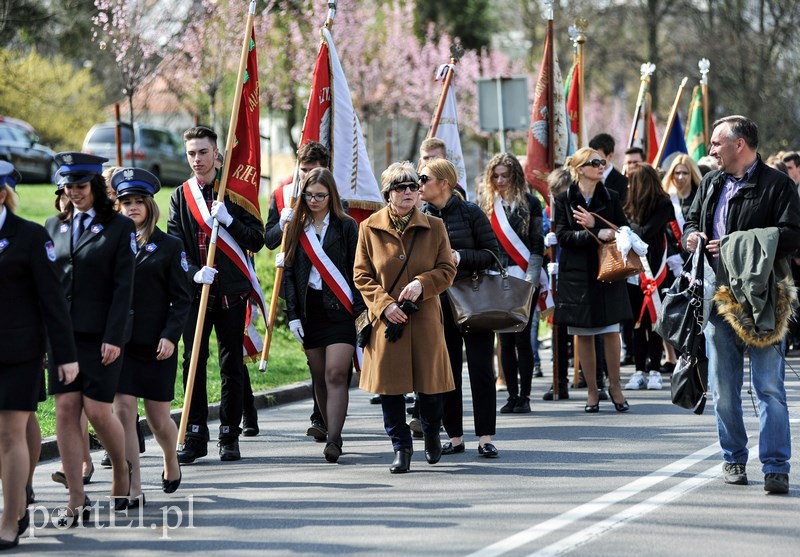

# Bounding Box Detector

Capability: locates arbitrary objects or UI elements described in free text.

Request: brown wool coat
[354,207,456,395]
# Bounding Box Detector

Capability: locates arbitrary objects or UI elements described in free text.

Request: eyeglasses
[582,159,607,168]
[65,183,90,190]
[390,182,420,193]
[302,192,330,202]
[418,174,431,184]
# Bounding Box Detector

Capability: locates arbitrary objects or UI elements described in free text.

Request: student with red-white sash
[282,168,365,464]
[167,126,265,464]
[479,153,544,415]
[621,164,673,392]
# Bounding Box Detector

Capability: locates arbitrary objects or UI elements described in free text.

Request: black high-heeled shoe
[162,468,182,494]
[17,509,29,536]
[610,395,630,413]
[323,441,343,463]
[113,460,133,512]
[127,493,146,509]
[56,496,91,528]
[584,403,600,413]
[389,447,412,474]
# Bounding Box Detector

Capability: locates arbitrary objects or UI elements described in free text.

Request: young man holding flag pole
[170,0,265,464]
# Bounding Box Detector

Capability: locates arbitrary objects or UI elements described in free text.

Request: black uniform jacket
[130,227,192,345]
[603,167,628,204]
[0,211,76,365]
[284,215,366,323]
[44,211,136,347]
[168,182,265,297]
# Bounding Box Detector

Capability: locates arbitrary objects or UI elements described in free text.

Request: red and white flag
[299,28,383,224]
[432,64,468,195]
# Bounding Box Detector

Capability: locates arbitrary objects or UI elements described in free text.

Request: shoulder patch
[145,242,157,252]
[45,240,56,261]
[130,232,138,254]
[180,251,189,272]
[90,224,103,234]
[0,238,8,253]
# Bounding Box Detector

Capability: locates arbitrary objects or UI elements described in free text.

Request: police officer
[0,162,78,548]
[44,152,136,518]
[113,168,191,504]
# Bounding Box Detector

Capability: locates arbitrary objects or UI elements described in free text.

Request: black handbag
[356,230,419,348]
[654,239,709,413]
[446,249,535,334]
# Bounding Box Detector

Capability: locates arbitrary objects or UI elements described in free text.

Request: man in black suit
[589,133,628,203]
[169,126,265,463]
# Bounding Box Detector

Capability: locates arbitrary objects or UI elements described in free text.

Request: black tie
[73,213,88,249]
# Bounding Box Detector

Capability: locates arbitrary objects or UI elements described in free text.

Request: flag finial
[449,43,465,64]
[698,58,710,85]
[640,62,656,81]
[542,0,554,21]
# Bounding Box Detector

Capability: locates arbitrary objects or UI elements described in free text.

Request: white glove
[193,266,218,284]
[547,262,559,276]
[544,232,558,247]
[275,252,285,268]
[279,207,294,231]
[667,253,684,277]
[211,200,233,226]
[288,319,304,343]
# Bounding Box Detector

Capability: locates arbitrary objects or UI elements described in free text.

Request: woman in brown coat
[354,161,456,474]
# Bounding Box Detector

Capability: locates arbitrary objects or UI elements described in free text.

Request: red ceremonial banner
[525,28,554,199]
[301,41,331,148]
[226,30,262,223]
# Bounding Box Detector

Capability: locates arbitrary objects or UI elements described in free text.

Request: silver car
[82,123,189,186]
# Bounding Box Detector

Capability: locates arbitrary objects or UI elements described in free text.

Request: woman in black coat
[0,163,78,548]
[283,168,365,463]
[553,147,632,413]
[113,169,191,506]
[44,152,136,519]
[479,153,544,415]
[421,158,502,458]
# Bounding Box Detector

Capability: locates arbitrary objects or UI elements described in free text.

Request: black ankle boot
[389,447,413,474]
[424,431,442,464]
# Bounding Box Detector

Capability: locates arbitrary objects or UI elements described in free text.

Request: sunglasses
[302,192,329,202]
[390,182,420,193]
[418,174,432,184]
[582,159,607,168]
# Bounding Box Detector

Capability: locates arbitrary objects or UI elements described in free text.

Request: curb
[39,380,314,463]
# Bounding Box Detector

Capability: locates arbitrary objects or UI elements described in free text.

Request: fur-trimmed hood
[714,228,798,347]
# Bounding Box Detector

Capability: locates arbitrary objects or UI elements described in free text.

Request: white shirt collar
[0,205,7,232]
[602,162,614,181]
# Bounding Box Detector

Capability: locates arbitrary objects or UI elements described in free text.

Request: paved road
[13,352,800,555]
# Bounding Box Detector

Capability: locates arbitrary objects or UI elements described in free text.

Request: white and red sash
[183,178,268,358]
[298,225,363,369]
[299,227,354,315]
[668,191,685,246]
[490,195,530,272]
[637,234,668,327]
[274,183,294,213]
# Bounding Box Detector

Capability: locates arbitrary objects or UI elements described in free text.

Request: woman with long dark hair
[283,167,364,463]
[44,152,136,521]
[113,168,191,506]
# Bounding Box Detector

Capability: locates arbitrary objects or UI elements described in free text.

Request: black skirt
[48,334,123,403]
[0,358,45,411]
[302,289,356,350]
[117,342,178,402]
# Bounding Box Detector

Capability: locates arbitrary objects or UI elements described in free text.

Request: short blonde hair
[564,147,600,182]
[422,158,457,192]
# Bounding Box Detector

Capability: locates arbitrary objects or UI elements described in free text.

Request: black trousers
[182,294,247,440]
[441,299,496,438]
[381,393,442,451]
[627,283,663,372]
[499,307,535,398]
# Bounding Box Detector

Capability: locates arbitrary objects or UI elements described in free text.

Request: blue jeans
[705,312,791,474]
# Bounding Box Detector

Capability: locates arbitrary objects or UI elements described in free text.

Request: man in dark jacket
[684,115,800,495]
[169,126,265,463]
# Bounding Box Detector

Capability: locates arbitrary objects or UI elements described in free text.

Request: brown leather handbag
[583,212,644,283]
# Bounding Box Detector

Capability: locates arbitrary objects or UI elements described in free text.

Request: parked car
[0,116,58,183]
[82,122,189,186]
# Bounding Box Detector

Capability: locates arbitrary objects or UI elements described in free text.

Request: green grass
[15,184,308,438]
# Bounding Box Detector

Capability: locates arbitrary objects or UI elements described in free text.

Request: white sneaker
[647,370,663,390]
[624,370,647,390]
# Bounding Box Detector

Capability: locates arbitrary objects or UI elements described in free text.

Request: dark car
[82,122,189,186]
[0,117,58,183]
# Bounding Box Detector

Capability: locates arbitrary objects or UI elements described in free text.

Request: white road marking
[527,463,719,556]
[468,442,720,557]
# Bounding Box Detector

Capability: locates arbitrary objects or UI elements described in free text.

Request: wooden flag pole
[699,58,710,151]
[545,4,554,171]
[549,193,559,398]
[178,1,256,446]
[429,63,455,139]
[653,77,689,168]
